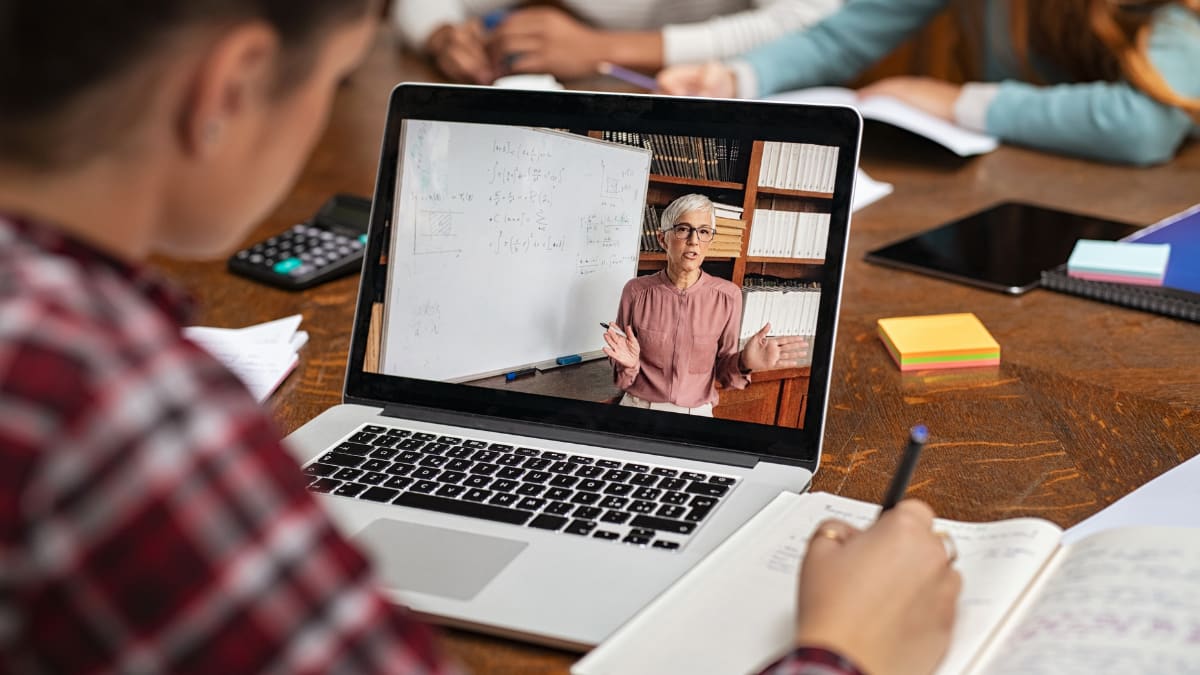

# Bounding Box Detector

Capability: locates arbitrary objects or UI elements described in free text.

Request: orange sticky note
[876,313,1000,371]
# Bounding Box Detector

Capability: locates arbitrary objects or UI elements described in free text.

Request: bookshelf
[597,131,837,429]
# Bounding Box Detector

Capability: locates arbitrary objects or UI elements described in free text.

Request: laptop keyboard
[301,424,739,551]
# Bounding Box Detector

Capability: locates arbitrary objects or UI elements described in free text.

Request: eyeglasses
[667,224,716,242]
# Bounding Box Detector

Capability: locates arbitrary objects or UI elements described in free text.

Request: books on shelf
[740,277,821,344]
[573,491,1200,675]
[748,197,829,259]
[757,141,839,193]
[766,87,999,157]
[600,130,742,183]
[1041,202,1200,323]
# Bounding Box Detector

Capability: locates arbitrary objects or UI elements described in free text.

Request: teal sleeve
[985,6,1200,166]
[742,0,949,97]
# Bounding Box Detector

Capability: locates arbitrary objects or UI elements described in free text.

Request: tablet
[865,201,1142,294]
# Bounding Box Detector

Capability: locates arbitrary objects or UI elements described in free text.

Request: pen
[597,62,659,92]
[600,322,627,337]
[505,367,536,381]
[880,425,928,512]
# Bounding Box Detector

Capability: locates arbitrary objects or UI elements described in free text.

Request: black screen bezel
[344,84,861,471]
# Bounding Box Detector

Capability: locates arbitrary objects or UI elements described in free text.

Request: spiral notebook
[1041,203,1200,322]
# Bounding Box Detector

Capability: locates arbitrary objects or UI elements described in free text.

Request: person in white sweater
[393,0,841,84]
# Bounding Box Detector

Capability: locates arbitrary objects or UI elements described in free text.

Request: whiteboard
[380,120,651,382]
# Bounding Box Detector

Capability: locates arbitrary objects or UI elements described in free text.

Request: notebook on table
[283,84,861,649]
[1041,203,1200,322]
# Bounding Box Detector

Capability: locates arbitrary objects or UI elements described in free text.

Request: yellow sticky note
[877,313,1000,371]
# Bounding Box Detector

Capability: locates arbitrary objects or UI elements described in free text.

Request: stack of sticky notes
[877,313,1000,371]
[1067,239,1171,286]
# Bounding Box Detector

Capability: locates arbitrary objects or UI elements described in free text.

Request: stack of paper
[1067,239,1171,286]
[184,314,308,402]
[876,312,999,371]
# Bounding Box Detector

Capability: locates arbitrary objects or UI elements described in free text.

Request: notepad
[876,312,999,371]
[184,314,308,402]
[1067,239,1171,286]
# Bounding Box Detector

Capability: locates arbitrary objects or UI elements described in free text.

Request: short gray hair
[660,193,716,232]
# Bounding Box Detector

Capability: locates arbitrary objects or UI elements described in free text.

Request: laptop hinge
[377,403,760,469]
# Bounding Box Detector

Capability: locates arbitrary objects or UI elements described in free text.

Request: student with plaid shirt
[0,1,959,672]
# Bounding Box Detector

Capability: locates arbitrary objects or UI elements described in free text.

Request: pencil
[597,62,659,92]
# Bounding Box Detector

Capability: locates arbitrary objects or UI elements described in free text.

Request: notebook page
[572,492,1062,675]
[971,527,1200,675]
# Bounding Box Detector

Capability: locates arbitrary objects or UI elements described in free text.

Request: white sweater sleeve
[661,0,843,65]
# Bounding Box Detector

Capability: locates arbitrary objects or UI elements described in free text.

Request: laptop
[284,83,861,650]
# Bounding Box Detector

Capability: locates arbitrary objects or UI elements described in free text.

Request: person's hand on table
[425,20,495,84]
[857,76,961,122]
[657,62,737,98]
[602,323,640,370]
[487,6,603,80]
[740,323,808,371]
[795,500,961,675]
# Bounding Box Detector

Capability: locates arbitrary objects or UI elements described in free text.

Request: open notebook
[573,491,1200,675]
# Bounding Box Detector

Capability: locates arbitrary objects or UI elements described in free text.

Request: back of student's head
[0,0,372,170]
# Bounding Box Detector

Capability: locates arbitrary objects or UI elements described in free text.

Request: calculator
[228,193,372,291]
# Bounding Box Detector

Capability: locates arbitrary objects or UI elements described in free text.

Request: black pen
[600,322,627,337]
[880,425,928,512]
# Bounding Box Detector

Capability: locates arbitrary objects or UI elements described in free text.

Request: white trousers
[619,392,713,417]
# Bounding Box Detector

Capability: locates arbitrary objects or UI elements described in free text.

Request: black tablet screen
[865,201,1141,294]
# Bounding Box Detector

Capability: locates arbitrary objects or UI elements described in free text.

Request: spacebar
[393,492,534,525]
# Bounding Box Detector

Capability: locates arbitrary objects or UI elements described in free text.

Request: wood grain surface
[154,28,1200,674]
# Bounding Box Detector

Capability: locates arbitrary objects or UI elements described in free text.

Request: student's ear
[178,22,280,158]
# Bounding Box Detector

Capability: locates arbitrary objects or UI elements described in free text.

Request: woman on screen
[604,193,808,416]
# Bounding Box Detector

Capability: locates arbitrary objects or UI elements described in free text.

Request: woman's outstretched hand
[602,323,640,370]
[740,323,808,372]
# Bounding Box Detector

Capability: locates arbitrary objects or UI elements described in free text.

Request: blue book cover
[1125,203,1200,294]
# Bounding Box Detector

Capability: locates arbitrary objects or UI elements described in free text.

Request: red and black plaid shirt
[0,214,861,675]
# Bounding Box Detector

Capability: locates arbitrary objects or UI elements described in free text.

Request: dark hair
[0,0,371,169]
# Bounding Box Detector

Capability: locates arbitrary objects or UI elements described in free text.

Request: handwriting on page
[757,497,1062,675]
[980,528,1200,675]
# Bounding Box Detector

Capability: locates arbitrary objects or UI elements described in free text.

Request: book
[766,87,999,157]
[572,491,1200,675]
[876,313,1000,371]
[1041,203,1200,323]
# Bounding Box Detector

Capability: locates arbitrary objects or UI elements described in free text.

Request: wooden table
[156,29,1200,674]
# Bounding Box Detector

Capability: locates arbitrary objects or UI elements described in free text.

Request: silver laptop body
[285,84,861,650]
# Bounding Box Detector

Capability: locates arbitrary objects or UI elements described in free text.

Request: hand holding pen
[601,322,639,370]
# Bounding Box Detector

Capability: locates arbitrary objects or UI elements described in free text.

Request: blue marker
[505,367,536,381]
[556,354,582,366]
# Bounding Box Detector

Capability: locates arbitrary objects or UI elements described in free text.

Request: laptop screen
[345,85,860,471]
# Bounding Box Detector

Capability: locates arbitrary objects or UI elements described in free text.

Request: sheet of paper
[1063,452,1200,544]
[854,167,893,212]
[573,492,1063,675]
[184,315,306,403]
[767,87,999,157]
[973,527,1200,675]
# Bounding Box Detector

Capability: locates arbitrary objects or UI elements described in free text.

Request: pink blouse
[611,270,750,407]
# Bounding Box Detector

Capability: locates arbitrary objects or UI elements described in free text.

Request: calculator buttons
[273,257,302,274]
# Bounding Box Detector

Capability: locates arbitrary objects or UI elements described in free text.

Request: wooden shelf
[650,174,744,190]
[745,256,824,265]
[755,185,833,199]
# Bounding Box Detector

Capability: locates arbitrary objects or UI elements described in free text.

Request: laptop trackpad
[354,519,527,601]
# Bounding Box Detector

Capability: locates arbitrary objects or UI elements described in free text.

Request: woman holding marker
[393,0,841,84]
[604,194,808,416]
[657,0,1200,166]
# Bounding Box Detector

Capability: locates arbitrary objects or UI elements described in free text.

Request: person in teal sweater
[657,0,1200,165]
